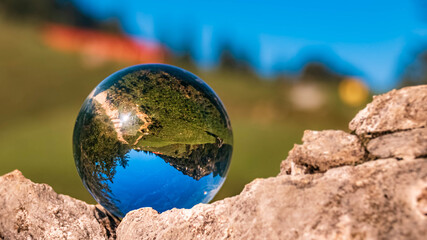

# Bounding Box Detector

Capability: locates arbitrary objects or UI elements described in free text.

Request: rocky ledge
[0,85,426,240]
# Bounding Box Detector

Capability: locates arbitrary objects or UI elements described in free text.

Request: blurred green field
[0,17,364,203]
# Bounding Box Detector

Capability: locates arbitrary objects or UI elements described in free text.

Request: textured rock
[280,130,366,174]
[117,84,427,240]
[0,170,119,240]
[118,158,427,240]
[1,84,426,240]
[349,85,427,137]
[367,128,427,159]
[417,187,427,216]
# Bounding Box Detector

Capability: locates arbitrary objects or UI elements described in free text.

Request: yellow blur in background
[339,77,369,107]
[0,6,424,205]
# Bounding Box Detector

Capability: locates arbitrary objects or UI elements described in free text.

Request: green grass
[0,17,364,203]
[0,109,94,202]
[109,69,232,146]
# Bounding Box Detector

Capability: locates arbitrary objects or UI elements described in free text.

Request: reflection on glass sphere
[73,64,233,218]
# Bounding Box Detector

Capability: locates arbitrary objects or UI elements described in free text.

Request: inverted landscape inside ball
[73,64,233,218]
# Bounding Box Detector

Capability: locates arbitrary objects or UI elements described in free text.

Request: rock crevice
[281,85,427,176]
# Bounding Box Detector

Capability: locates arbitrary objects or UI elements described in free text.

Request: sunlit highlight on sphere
[73,64,233,218]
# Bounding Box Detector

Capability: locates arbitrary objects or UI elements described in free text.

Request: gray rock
[0,170,119,240]
[367,128,427,159]
[280,130,366,174]
[118,158,427,240]
[349,85,427,137]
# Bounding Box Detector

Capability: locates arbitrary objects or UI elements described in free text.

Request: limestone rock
[280,130,366,174]
[2,84,426,240]
[118,158,427,240]
[417,187,427,216]
[349,85,427,137]
[117,85,427,240]
[367,128,427,159]
[0,170,119,240]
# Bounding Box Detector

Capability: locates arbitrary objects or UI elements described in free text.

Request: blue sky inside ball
[108,150,225,216]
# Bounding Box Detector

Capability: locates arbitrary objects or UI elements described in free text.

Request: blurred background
[0,0,426,204]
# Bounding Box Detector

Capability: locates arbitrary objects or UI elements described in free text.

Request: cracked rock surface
[349,85,426,137]
[0,85,426,240]
[366,128,427,159]
[118,85,427,240]
[118,158,426,240]
[0,170,119,240]
[280,130,366,174]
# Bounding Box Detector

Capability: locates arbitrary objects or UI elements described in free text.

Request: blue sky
[109,150,224,215]
[69,0,427,92]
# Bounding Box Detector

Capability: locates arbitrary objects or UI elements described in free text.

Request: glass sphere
[73,64,233,218]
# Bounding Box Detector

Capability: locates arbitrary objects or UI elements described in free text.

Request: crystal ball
[73,64,233,218]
